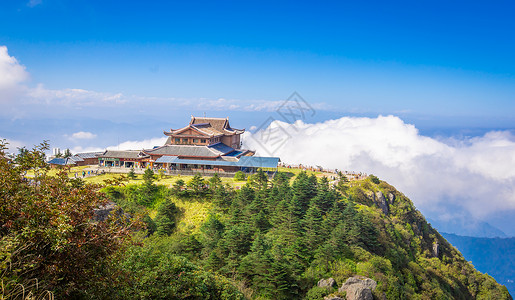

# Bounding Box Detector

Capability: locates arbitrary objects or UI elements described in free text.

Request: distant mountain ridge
[442,233,515,297]
[428,217,507,238]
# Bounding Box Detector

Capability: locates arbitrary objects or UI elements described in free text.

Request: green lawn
[83,171,249,189]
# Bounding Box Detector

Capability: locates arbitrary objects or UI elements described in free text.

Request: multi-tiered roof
[164,116,245,149]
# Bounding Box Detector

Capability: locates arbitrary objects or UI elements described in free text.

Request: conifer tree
[303,203,324,254]
[254,168,268,189]
[188,173,206,197]
[143,168,155,186]
[213,183,232,210]
[200,214,225,254]
[63,148,72,158]
[127,168,137,180]
[253,210,271,233]
[311,176,337,214]
[239,234,273,295]
[155,198,179,236]
[290,172,317,218]
[236,184,255,206]
[172,178,186,196]
[208,173,222,189]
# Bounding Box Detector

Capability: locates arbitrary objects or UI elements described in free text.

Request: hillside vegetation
[0,141,512,299]
[442,233,515,297]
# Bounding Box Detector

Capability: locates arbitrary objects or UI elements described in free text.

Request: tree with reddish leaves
[0,140,136,298]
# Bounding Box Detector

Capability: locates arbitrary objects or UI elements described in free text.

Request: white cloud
[106,137,168,151]
[193,97,330,113]
[70,131,97,140]
[1,45,331,119]
[28,84,126,106]
[0,46,29,92]
[69,137,167,154]
[243,116,515,223]
[0,138,26,154]
[27,0,42,7]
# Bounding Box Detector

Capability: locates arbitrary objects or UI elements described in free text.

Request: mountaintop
[0,142,512,299]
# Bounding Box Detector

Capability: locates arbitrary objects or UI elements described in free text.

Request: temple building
[145,116,278,172]
[56,116,280,174]
[164,116,244,149]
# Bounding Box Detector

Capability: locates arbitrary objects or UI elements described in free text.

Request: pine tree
[143,168,155,186]
[208,173,222,190]
[213,183,232,210]
[236,184,255,206]
[321,201,345,241]
[142,214,156,235]
[253,210,271,233]
[127,168,137,180]
[155,198,179,236]
[254,168,268,189]
[311,176,337,214]
[239,234,274,295]
[172,178,186,196]
[290,172,317,218]
[303,203,324,255]
[200,214,225,254]
[188,173,206,197]
[63,148,72,158]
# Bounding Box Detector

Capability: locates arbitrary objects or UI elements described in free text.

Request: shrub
[0,140,134,297]
[234,171,246,181]
[305,286,332,300]
[100,240,244,299]
[369,174,380,184]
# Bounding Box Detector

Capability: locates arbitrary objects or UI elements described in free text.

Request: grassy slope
[42,166,512,298]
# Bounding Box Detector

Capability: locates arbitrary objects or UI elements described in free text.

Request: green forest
[0,142,512,299]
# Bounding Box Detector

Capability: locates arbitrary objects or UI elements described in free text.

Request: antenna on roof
[204,112,206,117]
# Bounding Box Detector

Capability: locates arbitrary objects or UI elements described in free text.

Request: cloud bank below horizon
[244,116,515,229]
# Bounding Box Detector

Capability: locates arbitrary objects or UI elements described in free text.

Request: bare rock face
[387,192,395,204]
[375,191,389,216]
[338,276,377,300]
[318,277,336,288]
[365,191,389,216]
[93,201,118,221]
[433,240,440,258]
[325,297,344,300]
[93,201,131,222]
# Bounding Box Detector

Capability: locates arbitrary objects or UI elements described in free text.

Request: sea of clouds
[244,116,515,235]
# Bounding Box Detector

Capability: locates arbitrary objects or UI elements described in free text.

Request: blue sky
[2,0,515,125]
[1,0,515,235]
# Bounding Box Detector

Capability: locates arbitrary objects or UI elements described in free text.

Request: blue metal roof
[237,156,280,168]
[207,142,235,155]
[48,158,66,165]
[154,156,178,163]
[47,157,76,165]
[156,156,280,169]
[224,150,244,157]
[173,158,236,167]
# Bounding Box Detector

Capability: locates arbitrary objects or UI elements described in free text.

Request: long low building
[97,148,279,173]
[98,150,150,168]
[48,116,280,173]
[154,155,280,173]
[47,152,103,167]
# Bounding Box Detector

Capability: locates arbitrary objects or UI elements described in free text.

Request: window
[175,138,180,143]
[193,139,199,143]
[201,139,206,143]
[182,138,188,142]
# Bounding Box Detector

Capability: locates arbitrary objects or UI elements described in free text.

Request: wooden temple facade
[87,116,279,173]
[164,116,244,149]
